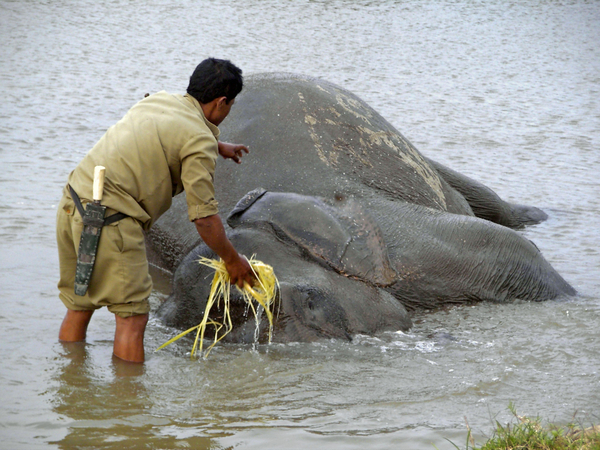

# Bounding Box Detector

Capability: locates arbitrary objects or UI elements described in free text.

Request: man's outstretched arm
[194,214,255,288]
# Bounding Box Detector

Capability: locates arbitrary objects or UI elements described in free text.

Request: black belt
[68,185,129,226]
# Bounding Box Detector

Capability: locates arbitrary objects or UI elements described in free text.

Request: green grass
[447,404,600,450]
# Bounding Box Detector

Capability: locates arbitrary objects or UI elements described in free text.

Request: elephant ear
[228,188,268,220]
[227,191,398,286]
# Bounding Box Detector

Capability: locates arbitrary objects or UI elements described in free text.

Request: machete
[74,165,106,296]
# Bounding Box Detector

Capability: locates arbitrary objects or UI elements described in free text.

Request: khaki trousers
[56,193,151,318]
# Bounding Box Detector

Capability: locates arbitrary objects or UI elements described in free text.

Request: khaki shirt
[67,92,220,229]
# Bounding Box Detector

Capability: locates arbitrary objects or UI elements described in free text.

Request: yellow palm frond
[156,256,279,359]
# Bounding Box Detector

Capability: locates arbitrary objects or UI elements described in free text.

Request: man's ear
[217,96,229,109]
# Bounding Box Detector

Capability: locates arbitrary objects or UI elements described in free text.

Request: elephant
[146,73,575,343]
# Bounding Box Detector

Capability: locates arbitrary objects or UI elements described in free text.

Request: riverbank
[452,405,600,450]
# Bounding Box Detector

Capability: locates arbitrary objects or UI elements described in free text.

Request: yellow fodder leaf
[156,256,279,359]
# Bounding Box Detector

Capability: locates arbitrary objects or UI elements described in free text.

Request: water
[1,0,599,448]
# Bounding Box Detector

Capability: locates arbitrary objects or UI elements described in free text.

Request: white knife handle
[92,166,106,202]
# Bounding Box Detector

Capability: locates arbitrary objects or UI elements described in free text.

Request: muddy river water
[1,1,599,448]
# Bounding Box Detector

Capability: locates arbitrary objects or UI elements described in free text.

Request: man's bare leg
[59,310,94,342]
[113,313,149,363]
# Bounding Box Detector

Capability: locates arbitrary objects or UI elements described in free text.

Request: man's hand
[218,141,249,164]
[224,254,256,289]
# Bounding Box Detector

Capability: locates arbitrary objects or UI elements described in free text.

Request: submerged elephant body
[148,73,575,342]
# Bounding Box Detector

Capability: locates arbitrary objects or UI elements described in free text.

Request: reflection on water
[1,0,599,449]
[51,342,219,449]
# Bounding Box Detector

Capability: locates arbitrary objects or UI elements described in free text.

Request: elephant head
[156,190,412,343]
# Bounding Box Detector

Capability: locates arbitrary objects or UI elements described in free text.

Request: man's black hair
[187,58,243,104]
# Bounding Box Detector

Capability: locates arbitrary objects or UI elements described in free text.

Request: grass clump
[452,404,600,450]
[156,255,279,359]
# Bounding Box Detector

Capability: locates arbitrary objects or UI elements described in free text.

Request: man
[56,58,254,363]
